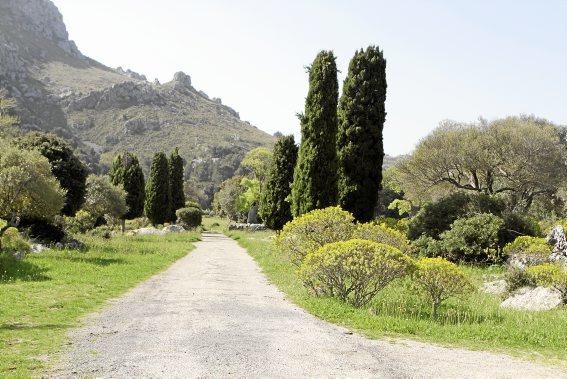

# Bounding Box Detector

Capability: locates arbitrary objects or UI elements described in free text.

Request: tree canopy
[144,152,171,225]
[397,116,567,211]
[110,152,145,219]
[83,175,127,221]
[292,50,339,217]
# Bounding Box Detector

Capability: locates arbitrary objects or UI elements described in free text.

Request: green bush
[503,236,551,261]
[413,257,475,318]
[299,239,415,307]
[185,200,202,210]
[353,223,410,253]
[1,227,31,253]
[411,235,444,258]
[499,213,543,246]
[276,206,355,266]
[505,267,535,293]
[440,213,504,263]
[64,210,97,235]
[526,263,567,296]
[176,207,202,228]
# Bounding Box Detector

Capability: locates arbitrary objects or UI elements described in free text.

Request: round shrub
[503,236,551,266]
[276,206,355,266]
[413,257,475,318]
[64,210,97,235]
[353,223,410,253]
[499,213,543,246]
[1,227,31,253]
[439,213,504,263]
[525,263,567,296]
[299,239,415,307]
[176,207,202,228]
[411,235,444,258]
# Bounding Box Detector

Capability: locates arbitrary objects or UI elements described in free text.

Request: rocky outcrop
[547,225,567,263]
[66,82,163,111]
[500,286,563,311]
[116,67,147,82]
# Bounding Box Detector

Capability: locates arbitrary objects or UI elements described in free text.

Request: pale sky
[51,0,567,156]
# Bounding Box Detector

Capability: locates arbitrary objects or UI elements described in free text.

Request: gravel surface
[51,233,566,378]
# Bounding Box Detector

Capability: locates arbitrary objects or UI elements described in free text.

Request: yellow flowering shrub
[353,223,410,253]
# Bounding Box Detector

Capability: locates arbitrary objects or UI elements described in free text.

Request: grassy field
[228,229,567,366]
[0,232,199,377]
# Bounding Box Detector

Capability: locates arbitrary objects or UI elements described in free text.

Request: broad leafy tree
[144,152,171,225]
[0,141,65,222]
[398,116,567,211]
[260,135,298,230]
[337,46,387,222]
[15,132,88,216]
[292,50,339,216]
[83,175,127,221]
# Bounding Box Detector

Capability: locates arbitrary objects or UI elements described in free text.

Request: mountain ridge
[0,0,274,205]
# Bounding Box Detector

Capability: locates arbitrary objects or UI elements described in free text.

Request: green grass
[201,215,230,234]
[0,232,199,377]
[229,230,567,367]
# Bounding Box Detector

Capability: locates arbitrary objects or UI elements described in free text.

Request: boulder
[162,225,186,233]
[133,227,166,236]
[500,286,563,311]
[547,225,567,264]
[228,223,267,232]
[481,280,507,296]
[30,243,49,254]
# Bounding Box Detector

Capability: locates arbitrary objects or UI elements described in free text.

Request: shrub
[0,227,31,253]
[503,236,551,258]
[413,257,475,318]
[87,225,114,239]
[526,263,567,296]
[411,235,444,258]
[353,223,410,253]
[19,218,66,243]
[176,207,202,228]
[440,213,504,263]
[505,267,535,293]
[299,240,415,307]
[64,210,97,235]
[499,213,543,246]
[276,206,355,266]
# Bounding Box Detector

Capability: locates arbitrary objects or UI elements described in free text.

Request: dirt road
[52,233,565,378]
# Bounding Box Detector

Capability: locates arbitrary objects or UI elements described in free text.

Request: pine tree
[144,152,171,225]
[337,46,387,222]
[169,147,185,222]
[260,135,298,230]
[110,152,146,219]
[291,50,339,217]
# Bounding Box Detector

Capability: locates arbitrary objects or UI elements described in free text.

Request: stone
[12,251,26,261]
[500,286,563,311]
[30,243,49,254]
[480,280,507,296]
[547,225,567,264]
[228,223,267,232]
[133,227,166,236]
[173,71,192,87]
[162,225,186,233]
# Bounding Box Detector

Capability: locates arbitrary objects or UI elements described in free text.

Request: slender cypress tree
[169,147,185,222]
[144,152,171,225]
[260,135,298,230]
[111,152,146,219]
[291,50,339,217]
[337,46,387,222]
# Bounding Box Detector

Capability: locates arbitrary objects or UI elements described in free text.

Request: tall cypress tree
[144,152,171,225]
[337,46,387,222]
[260,135,298,230]
[111,152,146,219]
[169,147,185,222]
[291,50,339,217]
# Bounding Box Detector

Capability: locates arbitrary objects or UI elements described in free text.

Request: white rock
[134,227,166,236]
[500,286,563,311]
[162,225,185,233]
[30,243,49,254]
[481,280,507,295]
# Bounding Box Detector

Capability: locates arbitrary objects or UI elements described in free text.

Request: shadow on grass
[0,322,70,331]
[62,256,127,266]
[0,256,50,283]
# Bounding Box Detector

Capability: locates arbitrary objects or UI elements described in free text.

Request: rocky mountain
[0,0,274,205]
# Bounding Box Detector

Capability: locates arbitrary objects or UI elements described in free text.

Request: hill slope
[0,0,274,205]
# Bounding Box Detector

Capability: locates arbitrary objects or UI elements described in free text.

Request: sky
[51,0,567,156]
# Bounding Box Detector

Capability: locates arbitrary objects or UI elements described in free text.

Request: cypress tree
[144,152,171,225]
[169,147,186,222]
[337,46,387,222]
[260,135,298,230]
[110,152,146,219]
[291,50,339,217]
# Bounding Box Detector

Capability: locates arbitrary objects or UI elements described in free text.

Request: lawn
[229,230,567,367]
[0,231,199,377]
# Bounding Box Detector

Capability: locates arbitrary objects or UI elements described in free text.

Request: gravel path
[52,233,565,378]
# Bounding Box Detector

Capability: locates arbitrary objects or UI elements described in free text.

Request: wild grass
[229,230,567,366]
[0,232,199,377]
